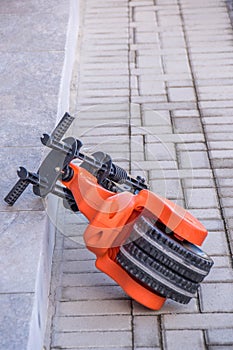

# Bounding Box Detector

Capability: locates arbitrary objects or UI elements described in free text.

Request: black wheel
[127,216,213,283]
[116,242,199,304]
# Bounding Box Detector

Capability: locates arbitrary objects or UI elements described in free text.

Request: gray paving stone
[141,101,197,111]
[0,293,34,350]
[204,266,233,283]
[172,109,200,117]
[62,248,94,261]
[168,87,196,102]
[173,117,202,133]
[60,285,128,301]
[177,142,206,151]
[142,109,171,125]
[200,219,225,232]
[164,60,191,74]
[54,315,131,332]
[187,208,221,220]
[0,13,67,52]
[211,255,231,268]
[133,125,173,135]
[146,142,176,161]
[0,211,46,293]
[0,109,56,147]
[164,313,233,330]
[211,158,233,169]
[207,132,233,142]
[52,331,132,348]
[139,79,166,95]
[200,283,233,312]
[207,328,233,346]
[184,187,218,209]
[165,330,205,350]
[150,179,183,199]
[0,52,63,95]
[134,316,160,347]
[58,300,131,316]
[178,151,210,169]
[61,271,115,287]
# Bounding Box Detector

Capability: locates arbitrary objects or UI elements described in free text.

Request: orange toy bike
[5,113,213,310]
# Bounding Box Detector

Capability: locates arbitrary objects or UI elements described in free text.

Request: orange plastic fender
[62,163,207,310]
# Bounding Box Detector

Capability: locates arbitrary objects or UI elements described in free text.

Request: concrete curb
[28,1,80,349]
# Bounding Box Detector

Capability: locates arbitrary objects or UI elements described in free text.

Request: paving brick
[200,219,225,232]
[161,35,186,49]
[164,313,233,330]
[158,15,182,27]
[54,315,131,332]
[134,316,160,348]
[166,79,194,88]
[52,331,132,348]
[206,328,233,346]
[146,132,205,143]
[131,95,168,104]
[137,55,162,69]
[165,330,205,350]
[134,10,156,22]
[60,285,128,301]
[164,60,191,74]
[187,208,221,220]
[59,300,131,316]
[211,158,233,169]
[168,87,196,102]
[172,109,200,117]
[206,132,233,142]
[142,110,170,126]
[212,255,232,268]
[150,179,183,199]
[63,248,94,261]
[61,271,115,287]
[132,125,172,135]
[184,187,218,209]
[178,151,210,169]
[146,142,176,161]
[173,117,202,133]
[177,142,207,151]
[204,266,233,283]
[139,80,165,95]
[200,283,233,312]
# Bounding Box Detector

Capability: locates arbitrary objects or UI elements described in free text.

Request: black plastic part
[4,179,30,206]
[110,163,128,183]
[62,166,74,182]
[50,112,75,142]
[62,187,79,212]
[128,216,213,283]
[34,137,79,198]
[116,243,197,304]
[4,167,43,206]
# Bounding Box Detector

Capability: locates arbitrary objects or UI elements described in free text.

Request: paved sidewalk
[46,0,233,349]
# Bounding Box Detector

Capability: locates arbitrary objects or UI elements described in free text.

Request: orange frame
[62,163,208,310]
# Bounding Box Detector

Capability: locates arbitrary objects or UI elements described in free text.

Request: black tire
[116,242,199,304]
[127,216,213,283]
